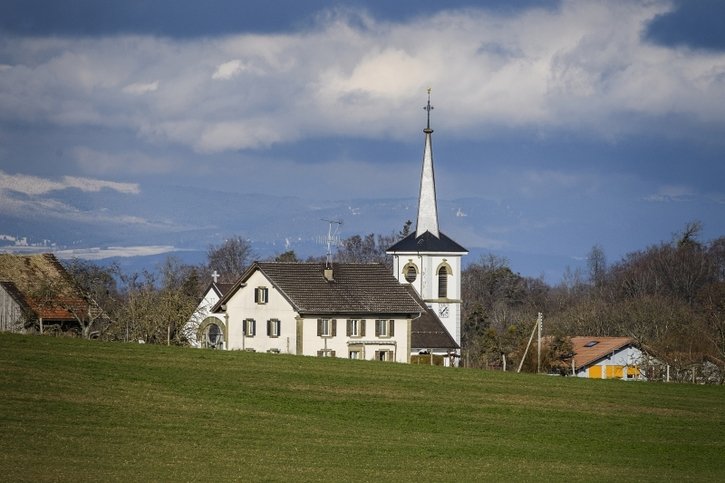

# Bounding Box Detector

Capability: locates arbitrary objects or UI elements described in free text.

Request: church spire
[416,88,439,238]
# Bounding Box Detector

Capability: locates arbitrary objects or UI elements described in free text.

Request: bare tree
[207,236,254,283]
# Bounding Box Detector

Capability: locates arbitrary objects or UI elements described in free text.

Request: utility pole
[537,312,543,374]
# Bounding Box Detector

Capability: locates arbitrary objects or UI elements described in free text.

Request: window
[317,319,337,337]
[244,319,256,337]
[317,350,336,357]
[347,319,365,337]
[267,319,281,338]
[375,319,394,338]
[403,262,418,283]
[374,350,392,361]
[438,265,448,298]
[254,287,269,304]
[349,349,362,360]
[584,340,599,348]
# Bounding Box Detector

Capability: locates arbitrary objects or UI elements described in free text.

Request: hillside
[0,334,723,481]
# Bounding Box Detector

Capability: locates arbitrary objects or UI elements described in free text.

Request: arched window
[206,323,223,348]
[403,262,418,283]
[438,265,448,299]
[198,317,225,350]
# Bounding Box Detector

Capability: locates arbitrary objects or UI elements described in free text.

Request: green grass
[0,334,723,482]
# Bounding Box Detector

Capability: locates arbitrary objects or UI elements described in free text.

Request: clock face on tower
[438,303,449,318]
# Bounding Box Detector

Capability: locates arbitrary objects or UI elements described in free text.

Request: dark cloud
[0,0,557,38]
[645,0,725,51]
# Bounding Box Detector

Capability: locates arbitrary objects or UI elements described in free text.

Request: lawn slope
[0,334,723,481]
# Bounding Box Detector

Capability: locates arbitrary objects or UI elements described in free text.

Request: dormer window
[254,287,268,304]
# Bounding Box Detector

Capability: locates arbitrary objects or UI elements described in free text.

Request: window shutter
[331,319,337,337]
[389,320,394,337]
[263,287,269,303]
[317,319,323,336]
[254,288,259,303]
[361,320,366,337]
[346,319,352,337]
[267,319,272,336]
[331,350,336,357]
[317,350,323,357]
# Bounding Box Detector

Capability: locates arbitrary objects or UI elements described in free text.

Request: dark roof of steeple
[386,230,468,254]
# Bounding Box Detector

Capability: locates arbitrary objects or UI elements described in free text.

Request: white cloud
[54,245,180,260]
[0,170,140,196]
[0,1,723,153]
[123,80,159,95]
[212,59,245,80]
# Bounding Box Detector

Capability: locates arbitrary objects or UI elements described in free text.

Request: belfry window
[438,265,448,298]
[403,262,418,283]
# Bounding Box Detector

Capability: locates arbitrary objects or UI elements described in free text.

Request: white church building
[185,92,466,364]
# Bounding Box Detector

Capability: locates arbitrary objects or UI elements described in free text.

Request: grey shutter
[317,350,323,357]
[389,320,394,337]
[331,350,336,357]
[375,320,380,337]
[251,320,256,336]
[346,320,351,337]
[267,319,272,336]
[254,288,259,303]
[263,287,269,303]
[361,320,366,337]
[317,319,322,336]
[331,319,337,337]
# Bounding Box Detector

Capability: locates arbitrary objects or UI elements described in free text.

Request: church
[185,92,467,364]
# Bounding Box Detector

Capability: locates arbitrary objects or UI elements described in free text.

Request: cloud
[122,80,159,95]
[53,245,180,260]
[0,170,140,196]
[212,59,245,80]
[0,0,724,155]
[643,185,695,202]
[72,146,174,176]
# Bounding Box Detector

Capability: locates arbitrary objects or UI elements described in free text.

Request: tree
[207,236,254,283]
[274,250,299,262]
[587,244,607,288]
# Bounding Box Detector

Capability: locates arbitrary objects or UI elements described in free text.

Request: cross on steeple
[416,88,439,238]
[212,270,220,284]
[423,87,434,131]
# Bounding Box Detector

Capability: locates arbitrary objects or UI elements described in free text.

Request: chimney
[323,266,334,282]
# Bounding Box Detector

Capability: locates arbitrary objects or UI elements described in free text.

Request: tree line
[461,222,724,383]
[58,222,723,382]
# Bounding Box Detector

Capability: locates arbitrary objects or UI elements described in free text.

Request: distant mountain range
[4,181,720,283]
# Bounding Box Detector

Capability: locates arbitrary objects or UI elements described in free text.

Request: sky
[1,0,724,280]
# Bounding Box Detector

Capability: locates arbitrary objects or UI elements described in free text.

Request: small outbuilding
[571,336,645,380]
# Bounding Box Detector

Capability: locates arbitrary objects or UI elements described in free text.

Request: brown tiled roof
[571,336,636,369]
[220,262,423,316]
[404,285,458,350]
[0,253,87,321]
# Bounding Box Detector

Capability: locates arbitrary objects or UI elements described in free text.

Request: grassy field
[0,334,723,482]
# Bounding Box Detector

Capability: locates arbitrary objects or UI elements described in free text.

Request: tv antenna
[319,219,343,268]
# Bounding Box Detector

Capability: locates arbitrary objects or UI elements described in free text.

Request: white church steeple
[387,90,468,350]
[416,88,439,238]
